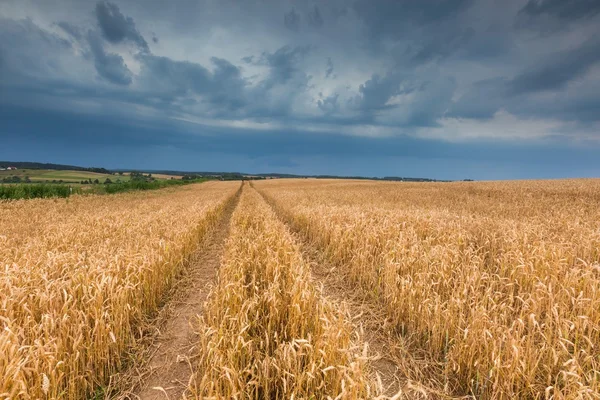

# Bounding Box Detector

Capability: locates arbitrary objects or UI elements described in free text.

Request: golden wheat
[255,179,600,399]
[5,177,599,399]
[0,182,239,399]
[187,185,373,399]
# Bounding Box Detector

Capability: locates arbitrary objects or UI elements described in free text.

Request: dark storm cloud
[0,17,73,84]
[95,1,149,52]
[259,45,311,86]
[283,8,300,31]
[404,78,456,127]
[325,57,334,78]
[351,0,495,71]
[88,32,133,85]
[448,78,508,119]
[450,75,600,124]
[136,54,247,111]
[134,43,313,118]
[307,6,324,28]
[57,21,83,40]
[353,72,406,112]
[509,38,600,94]
[2,0,600,179]
[353,0,474,40]
[508,83,600,123]
[4,104,600,178]
[519,0,600,21]
[346,71,456,127]
[407,27,475,65]
[449,33,600,121]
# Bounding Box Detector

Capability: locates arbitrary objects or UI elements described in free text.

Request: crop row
[255,179,600,399]
[186,186,374,399]
[0,182,239,399]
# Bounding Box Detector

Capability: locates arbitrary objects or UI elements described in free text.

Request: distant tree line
[2,176,31,183]
[130,171,155,181]
[0,161,111,174]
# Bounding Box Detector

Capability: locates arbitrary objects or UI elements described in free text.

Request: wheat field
[187,186,373,399]
[1,179,599,399]
[0,182,239,399]
[254,179,600,399]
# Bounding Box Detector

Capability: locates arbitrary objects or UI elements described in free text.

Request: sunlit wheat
[187,186,373,399]
[0,182,239,399]
[255,178,600,399]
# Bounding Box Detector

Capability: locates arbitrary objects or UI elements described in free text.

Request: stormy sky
[1,0,599,179]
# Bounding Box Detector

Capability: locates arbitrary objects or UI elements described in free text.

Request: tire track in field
[130,184,242,400]
[297,240,405,397]
[250,185,407,398]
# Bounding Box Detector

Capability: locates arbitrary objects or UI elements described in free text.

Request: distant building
[6,166,17,170]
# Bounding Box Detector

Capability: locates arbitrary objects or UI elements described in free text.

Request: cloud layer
[0,0,599,178]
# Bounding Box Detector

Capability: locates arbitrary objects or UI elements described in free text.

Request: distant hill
[3,162,452,182]
[0,161,111,174]
[141,170,450,182]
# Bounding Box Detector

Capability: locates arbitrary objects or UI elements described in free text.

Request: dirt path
[131,187,241,400]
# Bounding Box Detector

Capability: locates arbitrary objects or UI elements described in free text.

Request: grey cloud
[456,27,515,61]
[408,27,474,65]
[87,31,133,85]
[13,103,599,175]
[0,18,73,83]
[545,92,600,123]
[352,0,490,70]
[137,55,246,112]
[284,8,300,31]
[519,0,600,21]
[509,38,600,94]
[347,71,456,127]
[209,57,247,111]
[405,77,456,127]
[353,72,406,112]
[236,45,313,118]
[450,74,600,124]
[2,0,600,156]
[325,57,334,78]
[260,45,310,86]
[448,78,508,119]
[354,0,474,40]
[6,102,600,179]
[57,21,83,40]
[138,55,210,95]
[506,80,600,123]
[95,1,149,52]
[307,6,324,28]
[1,18,312,122]
[317,93,339,114]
